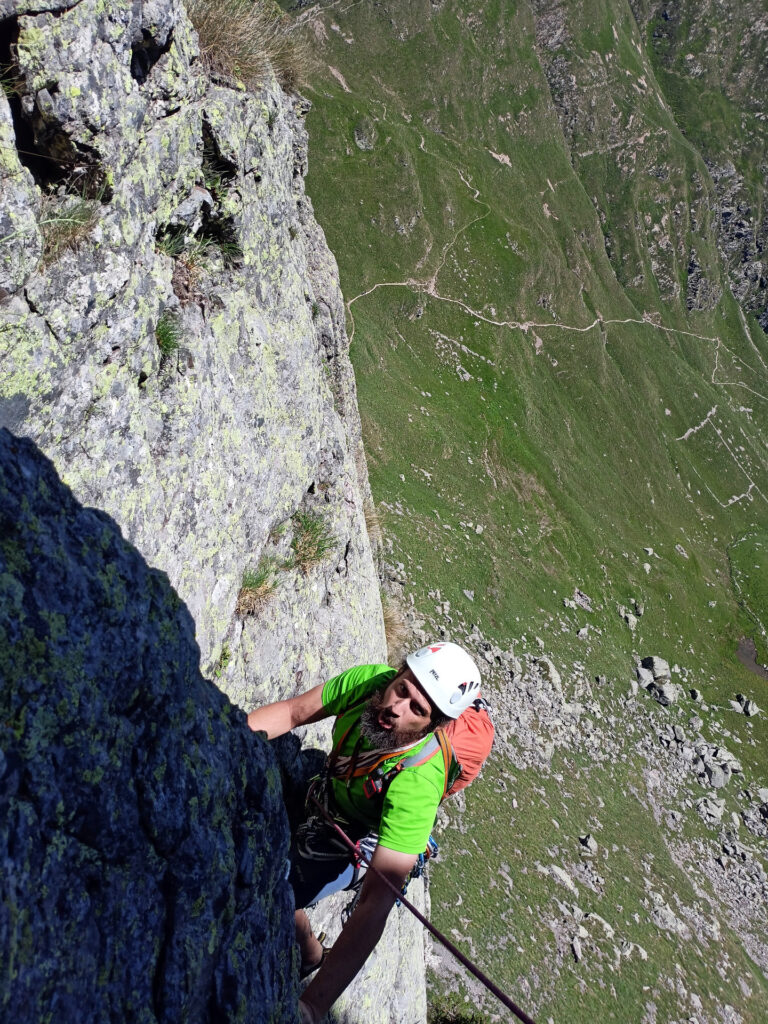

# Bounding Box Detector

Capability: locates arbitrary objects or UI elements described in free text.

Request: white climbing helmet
[406,641,481,718]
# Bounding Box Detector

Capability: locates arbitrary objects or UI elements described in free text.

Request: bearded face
[359,686,434,751]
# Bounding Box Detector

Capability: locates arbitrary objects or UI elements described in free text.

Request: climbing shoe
[299,933,329,980]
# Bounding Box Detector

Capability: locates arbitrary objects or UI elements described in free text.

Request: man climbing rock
[247,641,483,1024]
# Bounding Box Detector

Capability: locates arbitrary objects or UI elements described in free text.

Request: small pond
[737,636,768,681]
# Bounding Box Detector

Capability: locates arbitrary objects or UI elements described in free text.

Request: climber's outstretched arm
[299,844,417,1021]
[246,682,329,739]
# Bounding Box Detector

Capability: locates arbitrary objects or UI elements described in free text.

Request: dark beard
[359,689,431,751]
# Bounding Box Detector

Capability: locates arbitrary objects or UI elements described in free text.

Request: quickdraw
[397,834,439,905]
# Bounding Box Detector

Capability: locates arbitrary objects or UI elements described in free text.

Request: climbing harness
[309,793,537,1024]
[295,779,355,862]
[342,834,437,921]
[359,728,460,801]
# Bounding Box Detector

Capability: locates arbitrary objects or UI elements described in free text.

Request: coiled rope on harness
[308,794,537,1024]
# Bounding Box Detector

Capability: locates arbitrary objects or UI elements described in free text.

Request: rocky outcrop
[529,0,768,324]
[707,160,768,331]
[633,0,768,329]
[0,0,384,698]
[1,2,425,1021]
[529,0,705,302]
[0,429,296,1023]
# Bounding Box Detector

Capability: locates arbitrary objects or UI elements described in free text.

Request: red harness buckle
[363,774,384,799]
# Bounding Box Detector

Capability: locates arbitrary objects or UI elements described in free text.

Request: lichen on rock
[0,0,384,686]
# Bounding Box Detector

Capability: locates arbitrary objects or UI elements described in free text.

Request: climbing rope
[308,794,537,1024]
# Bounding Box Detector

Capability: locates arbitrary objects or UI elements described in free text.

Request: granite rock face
[0,0,384,694]
[0,1,424,1020]
[0,429,297,1023]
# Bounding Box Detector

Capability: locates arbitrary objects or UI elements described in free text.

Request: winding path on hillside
[343,152,768,510]
[302,38,768,513]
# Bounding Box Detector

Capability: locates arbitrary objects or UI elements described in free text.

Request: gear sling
[326,694,493,801]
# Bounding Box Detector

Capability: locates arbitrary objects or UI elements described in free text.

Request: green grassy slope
[298,0,767,680]
[284,0,768,1019]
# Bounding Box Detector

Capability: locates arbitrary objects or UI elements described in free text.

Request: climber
[246,641,482,1024]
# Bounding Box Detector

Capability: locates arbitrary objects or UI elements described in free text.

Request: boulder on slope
[641,656,671,680]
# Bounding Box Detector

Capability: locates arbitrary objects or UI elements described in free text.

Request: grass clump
[155,229,188,260]
[155,309,182,357]
[236,556,281,614]
[213,642,232,678]
[428,1001,488,1024]
[39,193,99,265]
[201,162,227,200]
[269,519,288,543]
[363,499,383,548]
[0,63,24,100]
[185,0,312,92]
[156,228,242,272]
[288,509,335,571]
[382,592,408,665]
[156,225,243,302]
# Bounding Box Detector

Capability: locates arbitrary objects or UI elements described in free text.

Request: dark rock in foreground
[0,429,296,1023]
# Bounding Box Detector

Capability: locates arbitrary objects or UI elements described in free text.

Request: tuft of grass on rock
[363,498,383,548]
[185,0,312,92]
[382,592,409,665]
[269,519,288,543]
[155,309,182,358]
[0,63,24,99]
[156,226,243,302]
[213,641,232,678]
[156,228,242,273]
[427,1000,488,1024]
[286,509,335,571]
[236,557,281,614]
[39,194,99,265]
[155,229,188,260]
